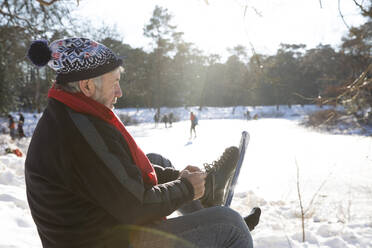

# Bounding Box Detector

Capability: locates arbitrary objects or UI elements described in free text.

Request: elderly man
[25,38,259,248]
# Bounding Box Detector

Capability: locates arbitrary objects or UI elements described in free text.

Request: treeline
[1,1,371,114]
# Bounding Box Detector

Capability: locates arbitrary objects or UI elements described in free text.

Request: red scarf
[48,85,158,186]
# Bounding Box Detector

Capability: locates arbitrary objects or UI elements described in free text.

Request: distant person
[168,112,174,127]
[153,112,159,127]
[245,110,251,120]
[7,114,15,140]
[190,111,198,139]
[161,114,169,128]
[25,37,259,248]
[18,113,25,138]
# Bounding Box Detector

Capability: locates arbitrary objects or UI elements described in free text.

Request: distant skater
[8,114,16,140]
[18,113,25,138]
[168,112,174,127]
[154,113,159,127]
[244,110,251,120]
[161,114,169,128]
[190,111,198,139]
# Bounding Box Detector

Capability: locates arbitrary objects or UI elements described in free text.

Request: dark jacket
[25,99,194,248]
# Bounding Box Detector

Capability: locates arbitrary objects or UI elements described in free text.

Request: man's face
[94,69,122,109]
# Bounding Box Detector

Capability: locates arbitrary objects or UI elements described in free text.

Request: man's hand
[182,165,202,173]
[179,170,206,200]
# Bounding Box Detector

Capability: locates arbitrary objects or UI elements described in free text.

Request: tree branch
[0,7,35,31]
[319,63,372,105]
[352,0,371,16]
[36,0,61,6]
[295,160,306,242]
[36,0,80,6]
[338,0,350,30]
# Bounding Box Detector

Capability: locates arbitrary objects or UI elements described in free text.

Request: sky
[72,0,367,59]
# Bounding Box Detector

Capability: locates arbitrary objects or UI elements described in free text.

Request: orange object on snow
[13,148,23,157]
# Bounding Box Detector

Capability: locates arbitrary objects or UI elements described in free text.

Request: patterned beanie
[26,38,122,84]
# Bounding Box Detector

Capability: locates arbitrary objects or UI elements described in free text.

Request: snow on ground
[0,105,372,248]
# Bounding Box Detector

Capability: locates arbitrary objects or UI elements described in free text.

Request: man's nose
[115,83,122,98]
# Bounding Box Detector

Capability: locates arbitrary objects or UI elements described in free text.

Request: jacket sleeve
[153,164,180,184]
[68,113,194,225]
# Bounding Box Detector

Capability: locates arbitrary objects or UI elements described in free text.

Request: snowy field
[0,105,372,248]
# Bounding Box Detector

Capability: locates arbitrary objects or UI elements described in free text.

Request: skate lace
[203,149,232,173]
[202,149,234,201]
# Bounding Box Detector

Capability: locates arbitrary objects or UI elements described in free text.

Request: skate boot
[244,207,261,231]
[200,146,239,207]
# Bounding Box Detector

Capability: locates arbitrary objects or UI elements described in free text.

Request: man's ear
[79,79,96,97]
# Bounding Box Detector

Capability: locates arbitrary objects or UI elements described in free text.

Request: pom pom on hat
[27,40,52,67]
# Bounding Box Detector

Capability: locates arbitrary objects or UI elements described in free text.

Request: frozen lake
[1,107,372,247]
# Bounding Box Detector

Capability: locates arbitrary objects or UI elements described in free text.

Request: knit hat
[26,38,122,84]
